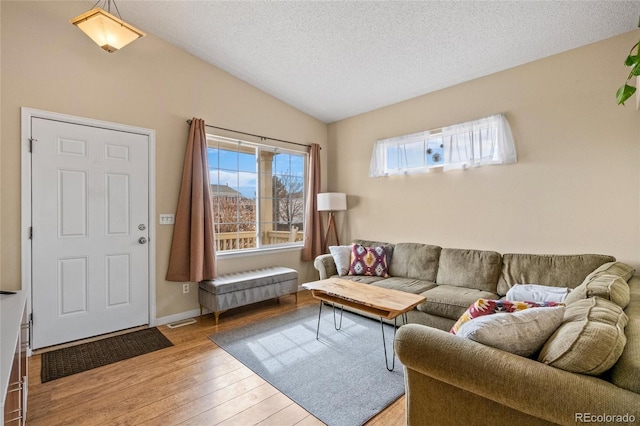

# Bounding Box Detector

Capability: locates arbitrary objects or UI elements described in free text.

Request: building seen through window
[208,136,306,252]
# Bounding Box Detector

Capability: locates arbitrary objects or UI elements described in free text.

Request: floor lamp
[317,192,347,253]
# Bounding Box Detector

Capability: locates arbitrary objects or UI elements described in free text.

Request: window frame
[206,134,308,256]
[370,114,516,177]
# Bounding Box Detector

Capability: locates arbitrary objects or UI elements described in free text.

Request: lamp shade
[317,193,347,212]
[71,7,145,53]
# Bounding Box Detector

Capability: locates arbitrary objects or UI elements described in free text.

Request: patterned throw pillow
[450,298,563,335]
[348,244,389,277]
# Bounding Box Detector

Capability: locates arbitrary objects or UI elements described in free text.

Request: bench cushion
[199,267,298,295]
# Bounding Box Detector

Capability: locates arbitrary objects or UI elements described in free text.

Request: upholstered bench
[199,267,299,324]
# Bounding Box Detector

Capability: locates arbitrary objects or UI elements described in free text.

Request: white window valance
[369,114,517,177]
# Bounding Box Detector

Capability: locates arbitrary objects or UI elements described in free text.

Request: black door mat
[41,327,173,383]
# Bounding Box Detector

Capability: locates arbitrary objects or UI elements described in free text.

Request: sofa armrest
[313,254,337,279]
[395,324,640,424]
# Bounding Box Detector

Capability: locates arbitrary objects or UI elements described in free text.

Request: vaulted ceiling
[115,1,640,123]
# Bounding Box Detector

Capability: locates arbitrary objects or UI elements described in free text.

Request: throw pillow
[538,297,628,376]
[328,245,352,276]
[456,306,565,357]
[450,298,562,335]
[348,244,389,277]
[564,274,631,309]
[505,284,569,303]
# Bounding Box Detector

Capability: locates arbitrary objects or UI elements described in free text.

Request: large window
[207,136,306,253]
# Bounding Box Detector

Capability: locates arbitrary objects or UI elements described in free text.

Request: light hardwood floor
[27,290,406,425]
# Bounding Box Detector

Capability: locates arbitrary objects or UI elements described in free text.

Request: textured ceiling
[115,1,640,123]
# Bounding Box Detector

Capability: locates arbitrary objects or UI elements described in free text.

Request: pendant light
[70,0,145,53]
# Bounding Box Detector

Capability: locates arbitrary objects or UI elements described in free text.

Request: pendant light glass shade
[71,7,145,53]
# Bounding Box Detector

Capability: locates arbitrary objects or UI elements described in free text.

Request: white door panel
[31,118,149,349]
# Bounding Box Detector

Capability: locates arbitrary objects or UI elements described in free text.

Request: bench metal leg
[214,310,226,326]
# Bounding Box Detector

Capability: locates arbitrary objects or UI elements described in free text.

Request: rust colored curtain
[166,118,217,282]
[301,143,323,261]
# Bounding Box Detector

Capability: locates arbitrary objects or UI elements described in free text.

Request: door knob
[138,237,148,244]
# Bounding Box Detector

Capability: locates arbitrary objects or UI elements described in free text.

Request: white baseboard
[155,307,211,326]
[155,289,305,326]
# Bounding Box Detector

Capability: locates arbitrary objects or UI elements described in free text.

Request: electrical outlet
[159,214,175,225]
[182,283,189,294]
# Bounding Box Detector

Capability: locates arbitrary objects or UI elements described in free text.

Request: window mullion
[255,147,262,249]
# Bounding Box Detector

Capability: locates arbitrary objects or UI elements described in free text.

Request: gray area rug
[209,305,404,426]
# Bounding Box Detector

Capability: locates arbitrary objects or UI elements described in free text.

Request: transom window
[207,136,307,253]
[370,114,516,176]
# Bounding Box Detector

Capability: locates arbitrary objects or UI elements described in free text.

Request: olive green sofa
[395,276,640,425]
[313,239,613,329]
[313,239,640,425]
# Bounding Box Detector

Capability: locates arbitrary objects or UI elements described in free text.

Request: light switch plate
[159,214,175,225]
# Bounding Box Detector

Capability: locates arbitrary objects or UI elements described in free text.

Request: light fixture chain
[111,0,124,20]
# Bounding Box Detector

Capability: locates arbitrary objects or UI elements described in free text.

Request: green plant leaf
[632,63,640,76]
[625,55,640,66]
[617,84,636,105]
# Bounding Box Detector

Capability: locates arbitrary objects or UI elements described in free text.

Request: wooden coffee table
[302,277,426,371]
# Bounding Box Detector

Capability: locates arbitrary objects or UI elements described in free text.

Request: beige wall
[0,1,327,318]
[328,31,640,270]
[3,1,638,321]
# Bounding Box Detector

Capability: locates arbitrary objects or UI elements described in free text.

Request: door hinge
[29,138,37,153]
[29,227,32,239]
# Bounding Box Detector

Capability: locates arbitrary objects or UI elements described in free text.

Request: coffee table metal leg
[315,301,323,340]
[332,303,344,330]
[380,316,399,371]
[316,302,345,340]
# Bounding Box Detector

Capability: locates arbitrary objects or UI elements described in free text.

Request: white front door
[31,117,150,349]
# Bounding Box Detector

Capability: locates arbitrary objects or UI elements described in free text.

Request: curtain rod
[186,120,313,149]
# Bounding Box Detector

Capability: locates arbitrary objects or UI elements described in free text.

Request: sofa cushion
[610,277,640,393]
[497,253,615,296]
[334,275,385,285]
[372,277,437,294]
[450,298,563,334]
[456,306,565,357]
[538,297,628,376]
[388,243,441,281]
[564,274,631,309]
[348,244,389,277]
[417,285,499,321]
[435,248,502,293]
[328,245,352,276]
[585,261,635,283]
